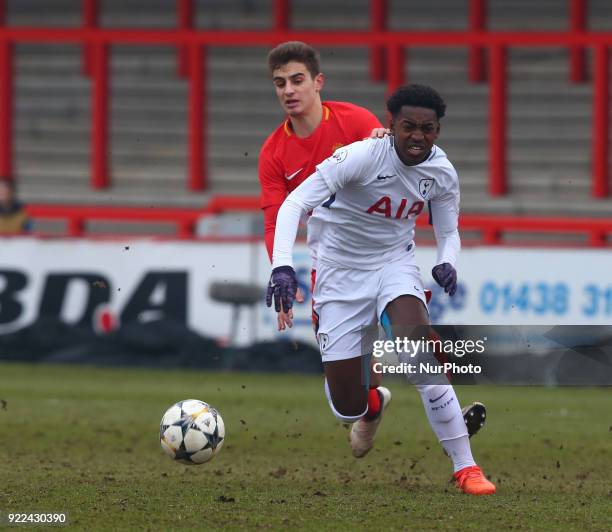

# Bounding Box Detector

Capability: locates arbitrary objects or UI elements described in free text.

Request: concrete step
[456,161,591,177]
[17,183,213,209]
[10,160,465,185]
[13,77,593,102]
[13,141,596,166]
[8,0,612,30]
[15,162,187,184]
[11,45,599,68]
[457,194,612,217]
[14,99,593,122]
[13,46,611,71]
[12,101,590,127]
[13,116,600,140]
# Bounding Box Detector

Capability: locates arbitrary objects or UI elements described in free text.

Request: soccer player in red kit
[259,42,384,266]
[259,42,393,457]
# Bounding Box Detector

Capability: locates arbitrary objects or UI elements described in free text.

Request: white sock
[414,384,477,471]
[441,435,476,473]
[397,343,477,472]
[415,384,468,440]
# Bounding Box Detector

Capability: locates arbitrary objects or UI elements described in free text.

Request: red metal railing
[91,41,108,189]
[570,0,588,82]
[468,0,487,82]
[0,0,9,178]
[26,203,203,239]
[0,3,609,197]
[489,44,507,196]
[23,199,612,247]
[369,0,493,86]
[81,0,97,76]
[367,1,589,84]
[593,44,610,197]
[273,0,290,32]
[458,213,612,248]
[177,0,194,78]
[0,32,11,179]
[369,0,387,82]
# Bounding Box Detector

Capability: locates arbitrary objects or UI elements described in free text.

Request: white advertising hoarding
[1,238,611,346]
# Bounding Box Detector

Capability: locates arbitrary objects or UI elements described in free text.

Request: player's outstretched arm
[430,188,461,297]
[263,203,304,330]
[266,171,335,327]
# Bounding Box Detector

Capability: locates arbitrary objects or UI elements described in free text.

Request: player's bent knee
[324,379,368,423]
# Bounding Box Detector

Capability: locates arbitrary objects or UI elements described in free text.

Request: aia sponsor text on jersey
[366,196,425,219]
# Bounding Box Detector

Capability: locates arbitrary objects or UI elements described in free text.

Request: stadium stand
[3,0,612,220]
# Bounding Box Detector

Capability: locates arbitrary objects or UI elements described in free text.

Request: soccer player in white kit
[267,84,496,495]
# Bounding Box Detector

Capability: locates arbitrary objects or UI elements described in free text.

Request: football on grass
[160,399,225,465]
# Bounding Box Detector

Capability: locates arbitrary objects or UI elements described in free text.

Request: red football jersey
[259,101,383,259]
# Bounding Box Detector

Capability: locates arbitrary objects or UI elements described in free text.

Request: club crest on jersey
[318,333,329,351]
[419,178,434,198]
[331,148,348,164]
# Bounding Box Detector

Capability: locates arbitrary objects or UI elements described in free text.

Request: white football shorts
[312,256,428,362]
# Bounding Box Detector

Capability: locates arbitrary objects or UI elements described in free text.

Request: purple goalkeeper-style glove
[266,266,298,312]
[432,263,458,297]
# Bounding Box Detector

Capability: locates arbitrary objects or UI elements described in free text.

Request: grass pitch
[0,362,610,531]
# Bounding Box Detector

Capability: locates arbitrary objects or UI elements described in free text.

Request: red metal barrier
[205,195,260,214]
[0,26,611,196]
[466,1,590,83]
[81,0,98,77]
[386,44,405,95]
[469,0,487,82]
[0,38,12,179]
[91,42,109,189]
[27,204,202,239]
[5,28,612,46]
[570,0,587,82]
[273,0,290,31]
[369,0,387,82]
[0,0,10,180]
[458,213,612,247]
[489,44,507,196]
[593,44,609,198]
[177,0,194,78]
[188,43,206,190]
[24,200,612,246]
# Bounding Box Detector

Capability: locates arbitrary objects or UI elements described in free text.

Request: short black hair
[267,41,321,79]
[386,84,446,120]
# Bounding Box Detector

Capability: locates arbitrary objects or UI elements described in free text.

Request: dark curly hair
[386,84,446,120]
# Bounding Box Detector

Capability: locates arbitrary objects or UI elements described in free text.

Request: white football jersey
[307,136,460,270]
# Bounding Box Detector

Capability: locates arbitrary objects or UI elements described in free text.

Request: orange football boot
[454,465,496,495]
